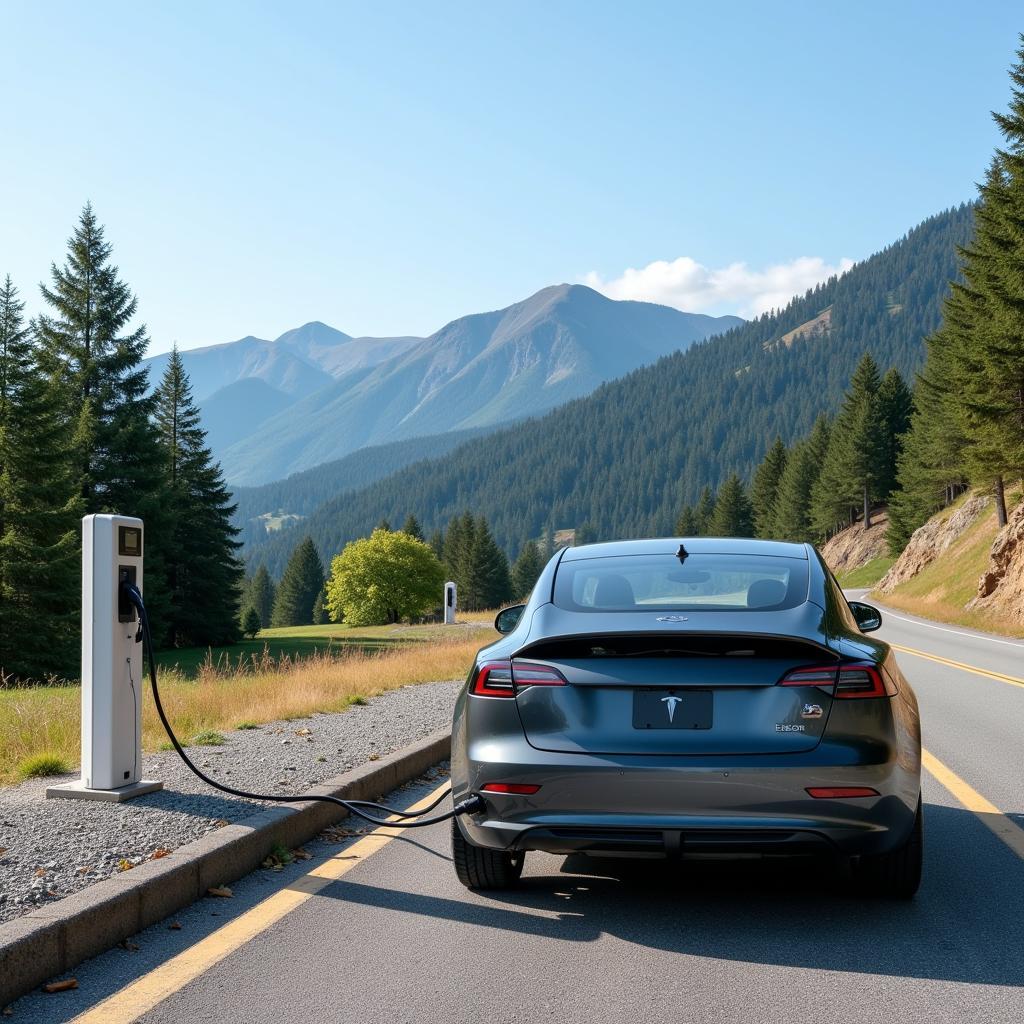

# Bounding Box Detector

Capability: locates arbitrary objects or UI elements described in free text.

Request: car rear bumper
[453,739,920,858]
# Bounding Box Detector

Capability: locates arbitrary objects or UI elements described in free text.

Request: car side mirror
[849,601,882,633]
[494,604,526,635]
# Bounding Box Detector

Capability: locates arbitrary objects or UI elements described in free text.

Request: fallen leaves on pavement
[43,979,78,993]
[320,826,368,843]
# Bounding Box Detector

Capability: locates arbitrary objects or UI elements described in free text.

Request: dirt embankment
[876,495,990,592]
[871,489,1023,635]
[820,510,890,576]
[969,497,1024,620]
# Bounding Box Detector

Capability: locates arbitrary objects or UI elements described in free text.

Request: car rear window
[553,553,808,612]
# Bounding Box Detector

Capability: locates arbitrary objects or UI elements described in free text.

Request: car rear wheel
[854,797,923,899]
[451,818,525,890]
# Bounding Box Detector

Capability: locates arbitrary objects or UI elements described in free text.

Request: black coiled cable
[122,583,484,828]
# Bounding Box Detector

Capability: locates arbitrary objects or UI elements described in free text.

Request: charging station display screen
[118,526,142,557]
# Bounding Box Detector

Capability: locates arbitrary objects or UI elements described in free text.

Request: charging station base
[45,779,164,803]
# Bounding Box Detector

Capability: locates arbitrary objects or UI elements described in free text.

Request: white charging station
[47,515,162,802]
[443,581,457,624]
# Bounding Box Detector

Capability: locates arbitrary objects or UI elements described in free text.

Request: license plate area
[632,689,713,730]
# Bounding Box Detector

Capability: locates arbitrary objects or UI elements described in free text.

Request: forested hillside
[233,425,498,544]
[250,204,975,576]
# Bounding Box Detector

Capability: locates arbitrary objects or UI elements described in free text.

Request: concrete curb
[0,728,451,1007]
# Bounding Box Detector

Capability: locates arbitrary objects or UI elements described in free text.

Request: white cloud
[582,254,856,319]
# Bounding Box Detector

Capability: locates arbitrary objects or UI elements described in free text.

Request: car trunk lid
[512,632,837,755]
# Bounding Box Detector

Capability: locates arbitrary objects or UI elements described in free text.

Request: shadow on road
[309,802,1024,987]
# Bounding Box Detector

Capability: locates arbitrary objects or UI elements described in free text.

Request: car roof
[559,537,810,561]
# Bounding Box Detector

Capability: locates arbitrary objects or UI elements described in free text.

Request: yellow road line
[889,642,1024,690]
[70,782,451,1024]
[922,748,1024,860]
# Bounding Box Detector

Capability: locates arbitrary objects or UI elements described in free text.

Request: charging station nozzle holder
[47,514,163,803]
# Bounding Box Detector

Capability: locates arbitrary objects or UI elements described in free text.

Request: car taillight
[512,662,566,687]
[779,662,896,698]
[470,660,566,697]
[778,666,839,688]
[471,661,515,697]
[481,783,541,795]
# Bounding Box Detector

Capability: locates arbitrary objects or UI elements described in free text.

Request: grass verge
[837,556,896,589]
[155,619,496,677]
[0,622,494,787]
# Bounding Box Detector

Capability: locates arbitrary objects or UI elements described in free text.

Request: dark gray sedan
[450,538,922,898]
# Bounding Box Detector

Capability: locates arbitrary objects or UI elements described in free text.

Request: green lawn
[155,621,470,678]
[836,556,896,589]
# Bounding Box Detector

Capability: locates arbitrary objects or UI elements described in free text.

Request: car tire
[854,796,923,899]
[451,818,525,890]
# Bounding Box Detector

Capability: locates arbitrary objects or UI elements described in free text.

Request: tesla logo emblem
[656,615,689,622]
[661,695,683,722]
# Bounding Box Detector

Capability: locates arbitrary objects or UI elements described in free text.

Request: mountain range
[244,204,976,577]
[145,289,741,485]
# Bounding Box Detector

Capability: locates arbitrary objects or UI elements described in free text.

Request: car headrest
[746,578,787,609]
[593,574,636,608]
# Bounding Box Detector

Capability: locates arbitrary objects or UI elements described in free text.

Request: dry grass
[0,626,494,788]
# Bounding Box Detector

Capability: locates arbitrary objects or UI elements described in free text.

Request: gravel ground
[0,679,461,925]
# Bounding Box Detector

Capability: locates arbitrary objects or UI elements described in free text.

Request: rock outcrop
[969,498,1024,618]
[876,495,990,593]
[820,510,890,576]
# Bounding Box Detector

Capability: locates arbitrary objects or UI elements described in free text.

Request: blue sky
[1,1,1020,353]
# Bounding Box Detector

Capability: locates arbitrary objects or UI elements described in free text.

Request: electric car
[450,538,922,898]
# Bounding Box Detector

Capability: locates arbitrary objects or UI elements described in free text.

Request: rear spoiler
[511,602,835,660]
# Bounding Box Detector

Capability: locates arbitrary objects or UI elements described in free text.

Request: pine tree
[875,367,914,500]
[35,204,171,626]
[541,521,555,559]
[810,354,884,534]
[154,347,242,647]
[247,563,276,630]
[376,518,392,532]
[271,536,326,627]
[674,505,699,536]
[708,475,754,537]
[947,77,1024,526]
[0,277,82,680]
[773,415,831,542]
[401,513,423,540]
[428,528,445,563]
[750,437,788,538]
[312,587,327,624]
[511,540,544,599]
[573,522,597,545]
[887,302,971,551]
[242,606,262,639]
[443,512,477,598]
[37,205,160,506]
[463,518,513,610]
[694,486,715,536]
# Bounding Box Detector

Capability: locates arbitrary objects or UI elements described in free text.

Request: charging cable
[121,582,484,827]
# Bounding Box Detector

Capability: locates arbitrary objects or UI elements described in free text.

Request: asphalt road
[11,598,1024,1024]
